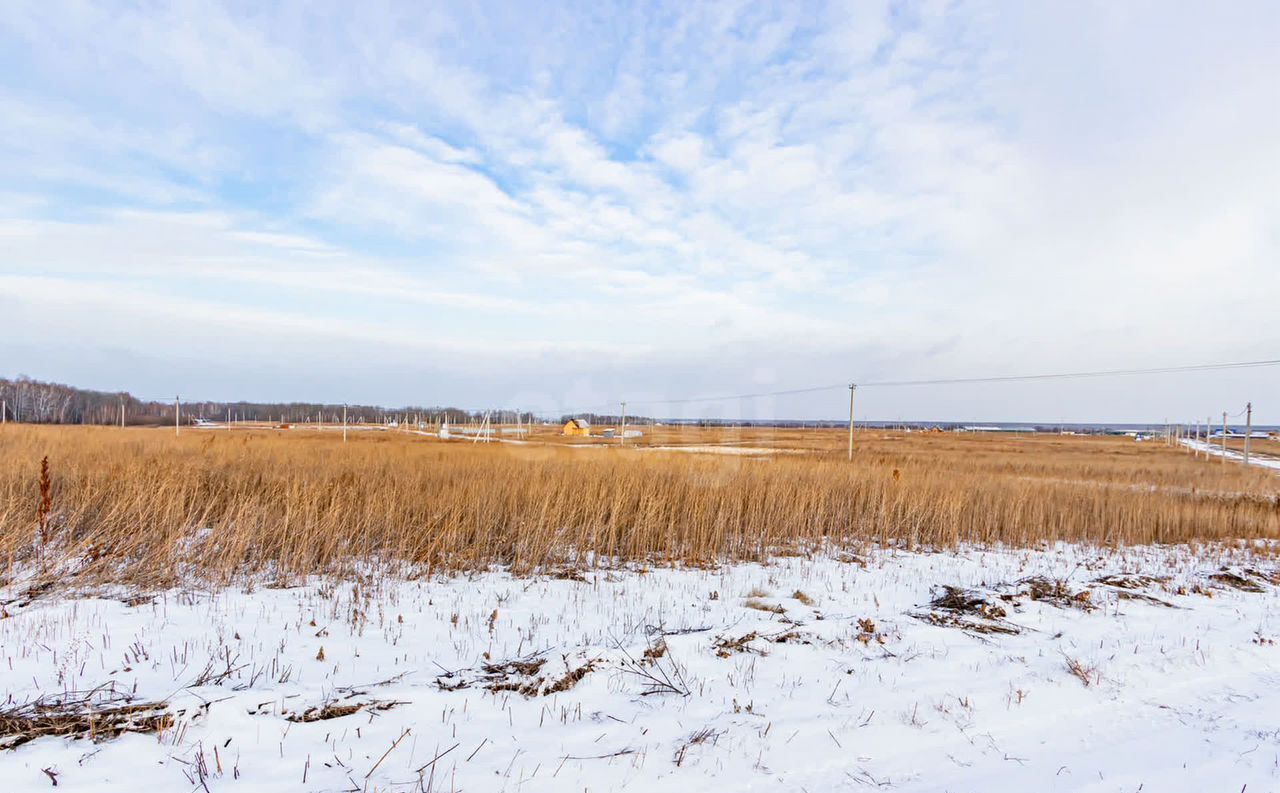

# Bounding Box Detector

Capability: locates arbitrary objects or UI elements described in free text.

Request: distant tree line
[560,412,657,426]
[0,376,495,427]
[0,379,1148,432]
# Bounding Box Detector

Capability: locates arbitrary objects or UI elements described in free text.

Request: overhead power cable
[104,356,1280,415]
[575,357,1280,412]
[857,358,1280,388]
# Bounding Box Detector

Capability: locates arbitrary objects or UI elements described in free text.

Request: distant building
[562,418,591,437]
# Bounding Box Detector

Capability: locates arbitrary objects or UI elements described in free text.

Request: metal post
[1243,402,1252,465]
[847,384,857,461]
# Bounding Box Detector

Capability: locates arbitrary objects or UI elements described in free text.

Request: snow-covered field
[3,545,1280,792]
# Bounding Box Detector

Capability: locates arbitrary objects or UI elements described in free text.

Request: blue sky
[1,1,1277,421]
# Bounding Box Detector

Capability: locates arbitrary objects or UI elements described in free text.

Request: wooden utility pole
[1221,411,1228,463]
[847,384,857,461]
[175,396,181,437]
[620,401,627,445]
[1243,402,1253,465]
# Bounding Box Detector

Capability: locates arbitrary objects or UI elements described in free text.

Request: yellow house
[562,418,591,437]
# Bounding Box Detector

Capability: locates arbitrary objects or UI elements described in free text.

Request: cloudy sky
[1,1,1277,422]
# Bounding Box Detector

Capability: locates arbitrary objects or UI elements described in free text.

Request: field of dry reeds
[1,424,1277,588]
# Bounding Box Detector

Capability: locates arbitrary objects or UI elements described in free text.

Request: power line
[570,357,1280,412]
[639,382,848,406]
[80,355,1280,416]
[858,358,1280,388]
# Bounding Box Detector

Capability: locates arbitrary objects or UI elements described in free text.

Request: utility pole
[1243,402,1253,465]
[175,395,181,437]
[343,404,348,443]
[847,384,857,461]
[620,401,627,445]
[1222,411,1228,463]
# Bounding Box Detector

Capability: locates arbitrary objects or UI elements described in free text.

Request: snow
[3,545,1280,791]
[1181,438,1280,470]
[639,445,792,456]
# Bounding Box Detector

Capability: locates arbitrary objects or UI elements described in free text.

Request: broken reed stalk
[0,686,171,751]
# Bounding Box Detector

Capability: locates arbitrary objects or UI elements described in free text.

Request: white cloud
[0,1,1277,420]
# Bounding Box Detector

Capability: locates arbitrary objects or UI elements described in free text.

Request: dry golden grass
[1,424,1277,588]
[1219,437,1280,459]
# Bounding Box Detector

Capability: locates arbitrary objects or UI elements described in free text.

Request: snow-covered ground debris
[3,544,1280,791]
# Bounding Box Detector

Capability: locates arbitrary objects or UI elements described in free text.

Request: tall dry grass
[1220,437,1280,459]
[0,425,1277,588]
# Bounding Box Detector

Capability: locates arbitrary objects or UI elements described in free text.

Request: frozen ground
[3,545,1280,792]
[1182,438,1280,470]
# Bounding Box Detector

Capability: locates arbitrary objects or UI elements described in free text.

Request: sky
[1,1,1277,423]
